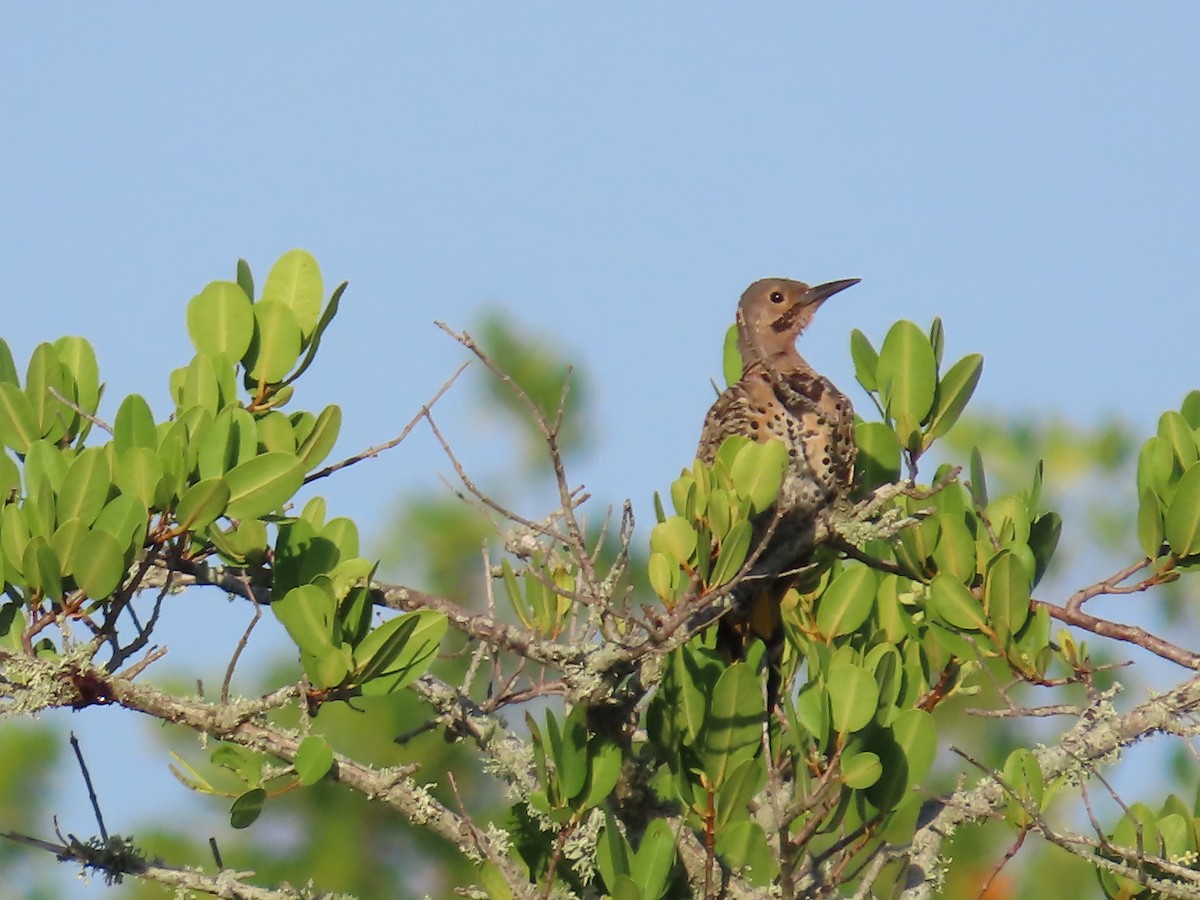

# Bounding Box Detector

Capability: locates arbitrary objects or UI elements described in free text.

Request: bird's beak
[803,278,861,308]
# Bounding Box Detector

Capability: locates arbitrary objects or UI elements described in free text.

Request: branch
[303,359,469,484]
[1066,556,1173,612]
[901,677,1200,898]
[0,651,536,894]
[1034,598,1200,670]
[0,830,318,899]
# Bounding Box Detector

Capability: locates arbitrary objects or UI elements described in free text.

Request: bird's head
[736,277,860,366]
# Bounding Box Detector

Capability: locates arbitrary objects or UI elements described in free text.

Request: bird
[696,276,860,707]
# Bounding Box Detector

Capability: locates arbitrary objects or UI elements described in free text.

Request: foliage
[1,254,1200,900]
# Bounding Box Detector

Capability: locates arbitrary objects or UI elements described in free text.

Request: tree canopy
[2,251,1199,900]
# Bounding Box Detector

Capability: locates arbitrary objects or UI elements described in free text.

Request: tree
[1,250,1199,899]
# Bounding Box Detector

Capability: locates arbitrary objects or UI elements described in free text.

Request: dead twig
[304,359,470,484]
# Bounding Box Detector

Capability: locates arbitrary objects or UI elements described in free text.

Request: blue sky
[4,5,1200,894]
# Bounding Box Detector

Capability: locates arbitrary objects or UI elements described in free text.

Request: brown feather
[697,278,859,708]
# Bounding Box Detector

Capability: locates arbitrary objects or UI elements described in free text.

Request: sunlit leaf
[260,249,323,338]
[187,281,255,361]
[294,735,335,786]
[244,301,303,385]
[224,452,304,520]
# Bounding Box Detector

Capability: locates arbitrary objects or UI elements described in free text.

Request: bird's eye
[769,291,784,304]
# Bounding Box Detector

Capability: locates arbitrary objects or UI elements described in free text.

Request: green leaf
[187,281,255,361]
[56,447,111,526]
[181,354,221,416]
[0,340,17,387]
[300,495,327,529]
[229,788,266,829]
[1165,462,1200,557]
[629,818,676,900]
[320,517,359,559]
[985,550,1031,642]
[647,552,678,603]
[212,744,264,784]
[23,474,56,538]
[357,610,448,694]
[700,663,763,787]
[891,708,937,786]
[721,323,742,387]
[224,452,304,520]
[841,750,882,789]
[70,529,125,598]
[255,411,295,454]
[926,353,984,443]
[866,643,903,714]
[197,407,258,479]
[929,317,945,369]
[24,439,70,495]
[113,394,157,452]
[1,503,30,578]
[1182,390,1200,429]
[24,343,69,444]
[296,404,341,471]
[792,682,830,745]
[236,258,255,300]
[716,756,766,827]
[598,810,633,889]
[815,566,877,638]
[650,516,698,564]
[710,519,752,586]
[1137,435,1175,502]
[579,737,623,811]
[929,572,986,632]
[854,421,902,492]
[23,536,63,601]
[1028,511,1061,588]
[244,301,303,385]
[302,645,354,690]
[260,249,324,338]
[729,438,787,515]
[931,513,977,583]
[553,710,589,804]
[849,328,879,392]
[205,518,268,566]
[714,820,775,886]
[93,494,149,553]
[1158,410,1199,470]
[826,663,879,735]
[1001,748,1043,829]
[0,382,40,453]
[294,735,335,786]
[876,320,937,432]
[712,434,751,479]
[273,584,337,657]
[53,336,101,424]
[968,446,989,509]
[115,447,165,508]
[282,281,348,387]
[50,519,87,577]
[0,451,18,501]
[1138,488,1165,559]
[175,477,230,531]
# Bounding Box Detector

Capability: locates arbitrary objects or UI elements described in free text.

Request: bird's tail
[715,580,789,712]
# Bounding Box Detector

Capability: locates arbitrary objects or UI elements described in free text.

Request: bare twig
[436,322,598,590]
[69,733,108,841]
[222,595,262,704]
[1066,556,1168,612]
[303,359,470,484]
[1035,599,1200,670]
[48,386,113,435]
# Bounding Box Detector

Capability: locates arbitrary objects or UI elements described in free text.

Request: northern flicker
[696,277,860,706]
